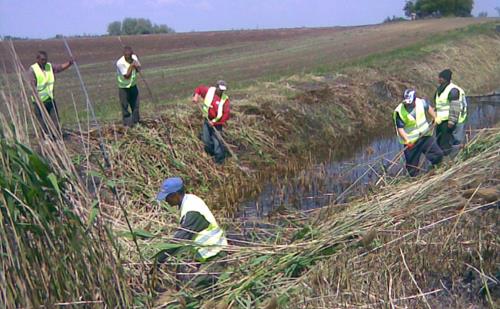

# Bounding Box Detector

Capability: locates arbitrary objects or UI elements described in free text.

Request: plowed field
[0,18,490,122]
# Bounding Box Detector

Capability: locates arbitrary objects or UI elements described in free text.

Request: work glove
[434,116,442,125]
[405,142,415,150]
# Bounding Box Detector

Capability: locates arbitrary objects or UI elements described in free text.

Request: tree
[134,18,153,34]
[107,21,122,36]
[477,11,487,17]
[495,7,500,17]
[121,18,138,35]
[107,18,175,35]
[153,24,175,34]
[384,15,406,23]
[407,0,474,18]
[404,1,415,18]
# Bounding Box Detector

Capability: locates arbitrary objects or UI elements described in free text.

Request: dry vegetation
[0,20,499,308]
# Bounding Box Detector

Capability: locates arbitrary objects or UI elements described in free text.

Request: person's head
[403,88,416,106]
[215,80,227,97]
[123,46,134,61]
[438,69,452,85]
[156,177,185,207]
[36,51,48,67]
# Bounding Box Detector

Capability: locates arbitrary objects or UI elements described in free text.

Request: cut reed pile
[155,128,499,308]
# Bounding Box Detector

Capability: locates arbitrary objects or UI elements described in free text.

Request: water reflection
[240,101,499,218]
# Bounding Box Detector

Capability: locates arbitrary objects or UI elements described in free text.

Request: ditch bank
[240,100,499,219]
[76,23,500,231]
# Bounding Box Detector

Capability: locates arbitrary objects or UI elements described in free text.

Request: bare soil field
[0,18,492,123]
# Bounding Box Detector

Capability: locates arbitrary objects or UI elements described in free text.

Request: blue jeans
[202,120,226,164]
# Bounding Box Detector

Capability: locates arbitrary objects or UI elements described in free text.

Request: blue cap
[156,177,183,201]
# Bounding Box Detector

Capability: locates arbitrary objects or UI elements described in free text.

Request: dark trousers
[176,252,227,289]
[436,121,465,157]
[34,99,61,137]
[118,85,140,126]
[202,120,226,164]
[404,136,443,177]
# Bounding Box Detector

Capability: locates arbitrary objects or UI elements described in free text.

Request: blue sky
[0,0,498,38]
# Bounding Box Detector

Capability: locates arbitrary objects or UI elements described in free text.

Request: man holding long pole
[116,46,141,127]
[192,80,231,164]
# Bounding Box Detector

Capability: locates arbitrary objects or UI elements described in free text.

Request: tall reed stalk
[0,41,131,308]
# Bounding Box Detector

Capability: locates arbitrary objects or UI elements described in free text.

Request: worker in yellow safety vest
[434,69,468,157]
[155,177,228,263]
[30,51,73,136]
[393,89,443,177]
[116,46,141,126]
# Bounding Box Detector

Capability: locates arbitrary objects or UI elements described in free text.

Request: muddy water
[239,100,499,219]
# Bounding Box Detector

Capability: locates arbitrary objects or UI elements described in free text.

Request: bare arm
[397,128,411,145]
[123,61,139,79]
[60,60,73,71]
[427,106,437,122]
[53,60,74,73]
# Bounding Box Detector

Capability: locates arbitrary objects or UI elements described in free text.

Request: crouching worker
[154,177,228,288]
[393,89,443,177]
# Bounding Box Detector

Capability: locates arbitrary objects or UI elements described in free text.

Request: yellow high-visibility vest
[31,63,55,102]
[435,82,467,124]
[203,87,228,121]
[180,194,228,261]
[393,98,431,144]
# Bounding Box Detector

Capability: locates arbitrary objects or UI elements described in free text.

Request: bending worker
[393,89,443,177]
[30,51,73,136]
[434,69,468,157]
[155,177,228,264]
[116,46,141,126]
[192,80,231,164]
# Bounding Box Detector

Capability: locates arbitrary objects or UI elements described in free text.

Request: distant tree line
[404,0,474,18]
[383,16,407,23]
[107,18,175,36]
[1,35,29,41]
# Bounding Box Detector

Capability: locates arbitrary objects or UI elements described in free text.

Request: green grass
[0,131,131,307]
[316,22,497,73]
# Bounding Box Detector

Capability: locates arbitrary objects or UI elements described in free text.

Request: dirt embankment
[81,25,500,228]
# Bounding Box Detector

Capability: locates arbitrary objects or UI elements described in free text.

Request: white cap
[216,80,227,91]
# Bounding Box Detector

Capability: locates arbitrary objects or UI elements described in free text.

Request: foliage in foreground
[0,132,131,308]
